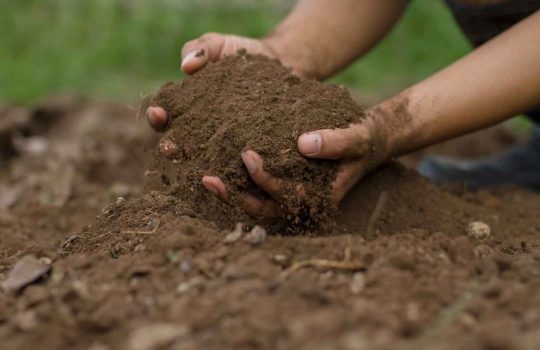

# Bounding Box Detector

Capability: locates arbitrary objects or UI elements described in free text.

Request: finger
[202,176,229,202]
[241,150,294,202]
[240,195,281,218]
[298,123,370,160]
[181,33,225,74]
[146,106,168,131]
[203,175,281,218]
[331,160,366,204]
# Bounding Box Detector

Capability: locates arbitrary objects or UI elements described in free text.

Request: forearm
[370,10,540,160]
[263,0,409,79]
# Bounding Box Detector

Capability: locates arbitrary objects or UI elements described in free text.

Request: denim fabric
[526,108,540,124]
[445,0,540,46]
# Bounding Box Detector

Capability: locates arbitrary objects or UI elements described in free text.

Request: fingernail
[147,106,167,125]
[298,133,322,155]
[146,106,156,120]
[241,151,257,174]
[203,180,219,196]
[181,51,198,69]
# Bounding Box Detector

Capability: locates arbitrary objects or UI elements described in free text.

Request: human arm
[148,0,409,129]
[204,9,540,216]
[372,8,540,159]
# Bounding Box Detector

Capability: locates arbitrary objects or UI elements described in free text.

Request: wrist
[360,113,393,170]
[364,91,416,163]
[261,34,322,79]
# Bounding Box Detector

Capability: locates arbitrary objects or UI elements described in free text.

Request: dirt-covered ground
[1,95,540,350]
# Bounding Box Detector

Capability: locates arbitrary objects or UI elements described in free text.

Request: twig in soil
[344,236,352,262]
[280,258,365,280]
[122,219,161,235]
[91,232,111,242]
[367,190,388,238]
[145,209,161,217]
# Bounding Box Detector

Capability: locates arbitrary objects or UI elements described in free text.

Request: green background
[0,0,471,104]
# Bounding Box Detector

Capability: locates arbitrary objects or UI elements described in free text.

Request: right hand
[199,117,386,218]
[147,33,279,131]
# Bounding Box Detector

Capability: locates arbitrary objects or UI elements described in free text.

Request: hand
[201,117,387,218]
[147,33,279,131]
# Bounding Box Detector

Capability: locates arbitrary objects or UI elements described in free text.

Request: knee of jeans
[526,107,540,124]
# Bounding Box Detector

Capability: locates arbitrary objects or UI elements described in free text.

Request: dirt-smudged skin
[147,52,365,232]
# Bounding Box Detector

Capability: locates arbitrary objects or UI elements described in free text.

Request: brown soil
[147,52,364,231]
[1,93,540,348]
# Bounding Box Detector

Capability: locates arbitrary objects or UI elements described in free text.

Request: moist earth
[147,52,364,231]
[1,96,540,348]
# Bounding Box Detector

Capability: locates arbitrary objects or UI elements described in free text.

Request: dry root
[280,256,365,280]
[122,219,161,235]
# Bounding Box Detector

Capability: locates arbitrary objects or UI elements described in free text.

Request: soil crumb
[147,52,364,231]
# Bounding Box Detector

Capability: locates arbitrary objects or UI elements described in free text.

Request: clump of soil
[147,52,364,231]
[3,97,540,350]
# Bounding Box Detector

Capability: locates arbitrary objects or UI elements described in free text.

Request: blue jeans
[527,108,540,124]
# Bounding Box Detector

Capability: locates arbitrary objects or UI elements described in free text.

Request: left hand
[200,117,387,218]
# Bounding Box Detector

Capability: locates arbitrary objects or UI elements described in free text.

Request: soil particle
[468,221,491,239]
[148,52,364,231]
[242,225,267,245]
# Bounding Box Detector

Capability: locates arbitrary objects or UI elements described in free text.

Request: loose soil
[1,76,540,349]
[148,52,364,231]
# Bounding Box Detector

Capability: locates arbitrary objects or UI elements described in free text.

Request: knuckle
[260,172,274,187]
[200,32,221,42]
[244,200,263,217]
[182,40,199,55]
[321,139,346,160]
[329,125,367,158]
[315,130,339,158]
[252,168,270,185]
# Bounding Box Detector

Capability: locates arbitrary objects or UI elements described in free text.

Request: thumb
[297,124,369,160]
[181,33,225,74]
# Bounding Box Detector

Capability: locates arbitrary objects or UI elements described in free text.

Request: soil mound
[3,98,540,350]
[147,52,364,231]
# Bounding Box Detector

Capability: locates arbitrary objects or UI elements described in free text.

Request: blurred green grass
[0,0,471,104]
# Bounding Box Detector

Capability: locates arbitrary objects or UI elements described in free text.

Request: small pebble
[110,183,131,197]
[159,139,179,159]
[273,254,289,265]
[350,272,366,295]
[127,323,189,350]
[180,261,192,274]
[243,225,267,245]
[39,257,52,265]
[224,223,244,243]
[176,276,206,294]
[467,221,491,239]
